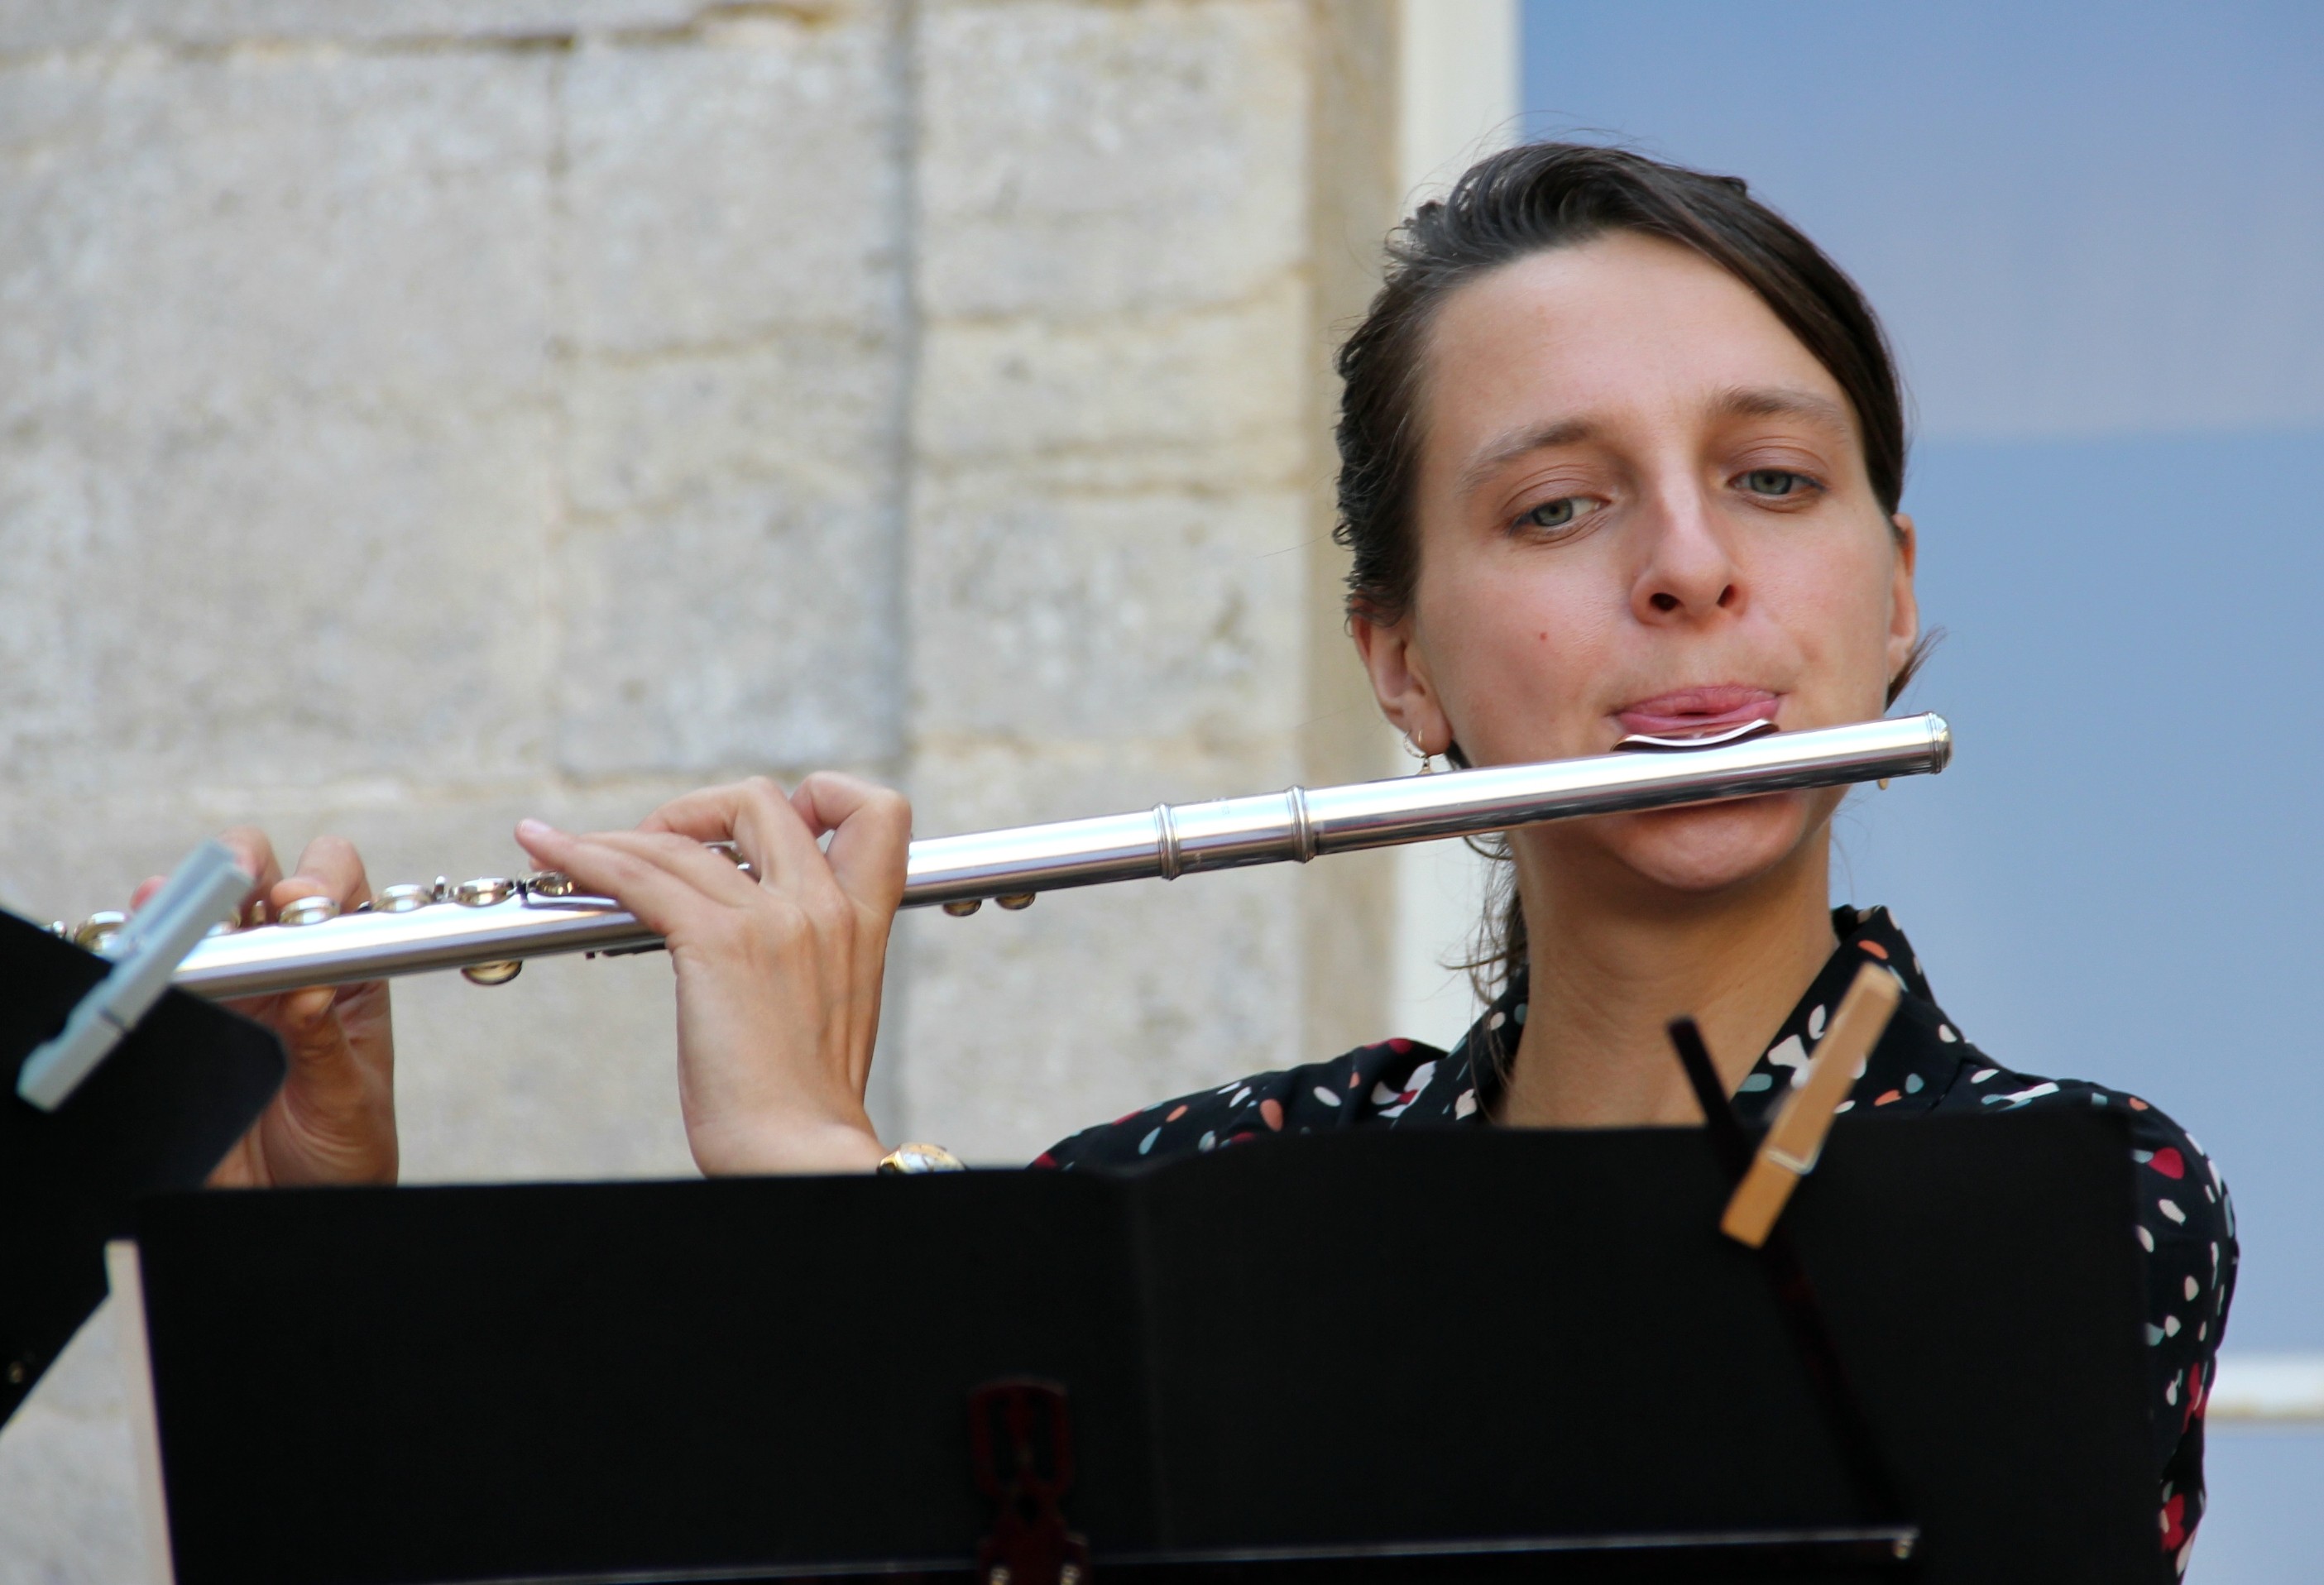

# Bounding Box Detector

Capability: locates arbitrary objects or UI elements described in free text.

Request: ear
[1885,510,1921,687]
[1350,612,1454,756]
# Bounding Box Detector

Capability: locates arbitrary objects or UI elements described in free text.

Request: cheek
[1420,559,1621,749]
[1761,534,1897,704]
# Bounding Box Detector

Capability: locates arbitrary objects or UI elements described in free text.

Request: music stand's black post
[0,908,285,1427]
[1665,1018,1910,1528]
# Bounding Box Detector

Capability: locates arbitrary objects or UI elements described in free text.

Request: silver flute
[154,713,1950,1000]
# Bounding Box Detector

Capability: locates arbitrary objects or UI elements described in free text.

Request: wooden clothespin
[1719,962,1901,1248]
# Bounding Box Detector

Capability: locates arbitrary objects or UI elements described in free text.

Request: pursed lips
[1612,686,1780,739]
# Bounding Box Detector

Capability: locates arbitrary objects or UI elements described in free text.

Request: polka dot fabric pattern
[1037,907,2237,1574]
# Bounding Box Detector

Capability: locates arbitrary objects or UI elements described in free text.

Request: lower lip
[1613,697,1780,738]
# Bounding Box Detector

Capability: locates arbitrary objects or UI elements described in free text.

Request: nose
[1630,483,1742,624]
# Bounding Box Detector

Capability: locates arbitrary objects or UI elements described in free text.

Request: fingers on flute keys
[186,828,399,1189]
[514,818,762,939]
[148,827,375,931]
[515,778,907,1176]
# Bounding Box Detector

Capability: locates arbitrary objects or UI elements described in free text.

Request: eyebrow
[1707,385,1856,435]
[1454,417,1596,497]
[1453,385,1856,499]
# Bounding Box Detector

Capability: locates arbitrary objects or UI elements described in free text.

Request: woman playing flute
[176,144,2234,1570]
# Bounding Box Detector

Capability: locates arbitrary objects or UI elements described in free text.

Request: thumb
[271,988,370,1109]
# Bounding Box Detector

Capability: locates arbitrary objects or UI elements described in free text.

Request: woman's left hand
[513,773,910,1176]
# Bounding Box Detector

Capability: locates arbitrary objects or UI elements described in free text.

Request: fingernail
[516,817,552,841]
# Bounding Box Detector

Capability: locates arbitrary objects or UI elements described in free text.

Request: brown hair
[1332,143,1926,995]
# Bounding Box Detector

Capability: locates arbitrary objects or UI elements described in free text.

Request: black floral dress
[1036,907,2237,1575]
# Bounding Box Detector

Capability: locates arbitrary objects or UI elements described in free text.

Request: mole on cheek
[1536,631,1548,642]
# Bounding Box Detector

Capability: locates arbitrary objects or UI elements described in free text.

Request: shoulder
[1930,1046,2235,1276]
[1034,1037,1449,1171]
[1929,1046,2238,1467]
[1931,1050,2230,1214]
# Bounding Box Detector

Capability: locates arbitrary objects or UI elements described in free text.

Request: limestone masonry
[0,2,1402,1574]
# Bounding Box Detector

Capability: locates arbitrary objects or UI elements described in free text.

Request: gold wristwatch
[877,1142,966,1175]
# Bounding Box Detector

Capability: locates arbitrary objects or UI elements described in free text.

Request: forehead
[1421,232,1856,450]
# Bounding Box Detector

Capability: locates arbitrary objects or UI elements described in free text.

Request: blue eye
[1523,497,1581,529]
[1742,469,1807,497]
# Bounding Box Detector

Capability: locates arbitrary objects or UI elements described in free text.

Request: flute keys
[942,894,1032,916]
[523,870,577,899]
[453,877,516,907]
[278,895,340,927]
[703,840,756,879]
[461,960,523,986]
[376,883,434,913]
[72,911,127,951]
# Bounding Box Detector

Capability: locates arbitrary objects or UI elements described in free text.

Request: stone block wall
[900,0,1399,1154]
[0,1,1405,1574]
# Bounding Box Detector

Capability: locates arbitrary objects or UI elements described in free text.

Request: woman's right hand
[132,829,399,1188]
[512,773,910,1177]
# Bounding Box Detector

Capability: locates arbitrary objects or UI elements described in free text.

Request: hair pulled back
[1330,143,1914,996]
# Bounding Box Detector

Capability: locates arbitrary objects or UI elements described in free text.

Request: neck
[1496,836,1838,1129]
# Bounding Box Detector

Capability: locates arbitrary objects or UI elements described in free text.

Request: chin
[1599,792,1824,896]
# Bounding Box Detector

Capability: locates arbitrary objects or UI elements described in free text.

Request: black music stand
[116,1109,2164,1585]
[0,908,285,1425]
